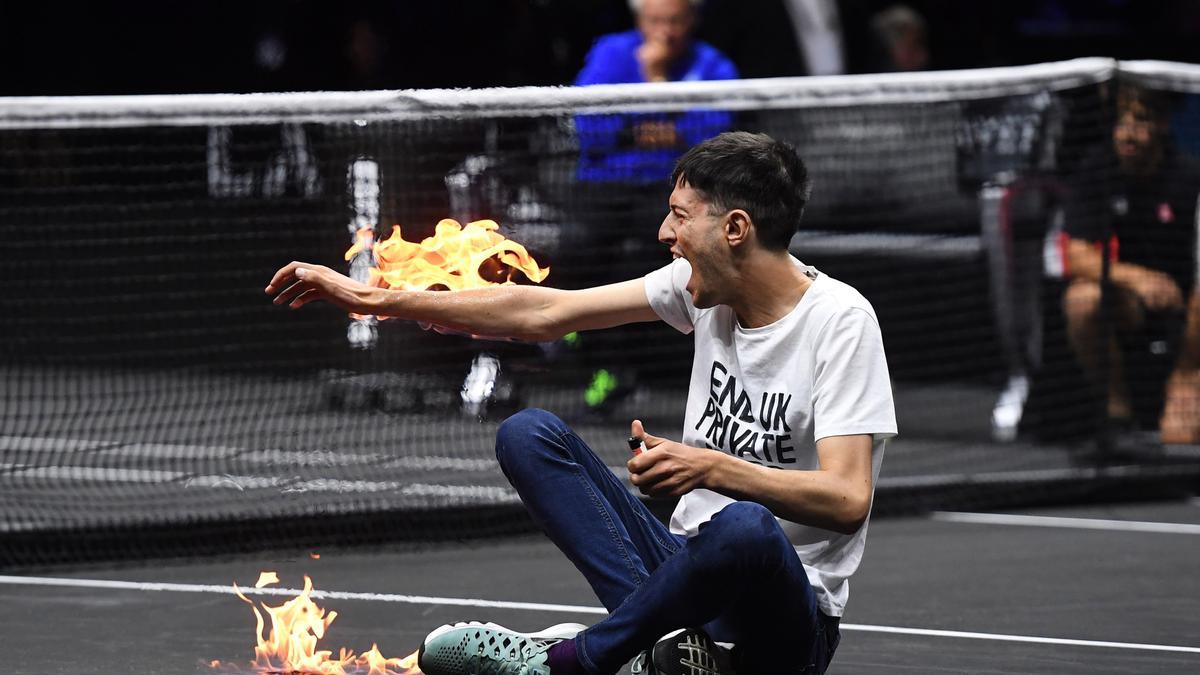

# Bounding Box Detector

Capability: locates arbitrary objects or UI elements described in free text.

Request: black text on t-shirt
[696,360,796,465]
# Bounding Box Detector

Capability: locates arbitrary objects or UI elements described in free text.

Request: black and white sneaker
[630,628,735,675]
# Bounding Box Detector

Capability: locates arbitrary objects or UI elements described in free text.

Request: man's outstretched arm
[265,261,660,342]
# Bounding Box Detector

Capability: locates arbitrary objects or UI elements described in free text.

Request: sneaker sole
[652,628,731,675]
[423,620,587,643]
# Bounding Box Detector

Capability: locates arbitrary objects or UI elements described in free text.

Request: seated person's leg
[577,501,833,675]
[495,408,683,610]
[1161,291,1200,443]
[1062,279,1142,420]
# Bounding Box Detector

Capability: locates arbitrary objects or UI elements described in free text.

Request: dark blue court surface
[2,500,1198,674]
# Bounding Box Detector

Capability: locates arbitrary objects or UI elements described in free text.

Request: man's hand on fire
[266,262,377,315]
[627,419,715,498]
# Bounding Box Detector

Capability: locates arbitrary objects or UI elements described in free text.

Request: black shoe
[1088,417,1164,464]
[632,628,735,675]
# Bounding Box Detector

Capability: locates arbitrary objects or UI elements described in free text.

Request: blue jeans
[495,409,839,675]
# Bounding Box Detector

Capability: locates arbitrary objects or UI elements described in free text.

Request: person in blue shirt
[574,0,739,183]
[560,0,740,416]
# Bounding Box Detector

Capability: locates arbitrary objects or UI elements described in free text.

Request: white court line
[1,575,1198,655]
[0,574,606,616]
[839,623,1200,654]
[931,511,1200,535]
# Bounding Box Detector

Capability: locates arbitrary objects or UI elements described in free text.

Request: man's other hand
[627,419,714,498]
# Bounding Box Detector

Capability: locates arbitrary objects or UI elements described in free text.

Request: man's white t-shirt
[644,257,897,617]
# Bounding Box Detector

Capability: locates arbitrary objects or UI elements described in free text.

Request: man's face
[659,179,728,308]
[1113,96,1166,174]
[637,0,696,62]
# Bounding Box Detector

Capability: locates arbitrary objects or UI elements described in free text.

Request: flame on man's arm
[345,219,548,299]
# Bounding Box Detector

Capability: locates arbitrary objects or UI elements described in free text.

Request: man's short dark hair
[670,131,812,251]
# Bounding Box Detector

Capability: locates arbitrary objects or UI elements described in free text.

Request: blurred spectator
[1060,84,1200,443]
[868,4,929,72]
[345,18,389,90]
[562,0,739,413]
[574,0,738,183]
[699,0,879,78]
[782,0,849,75]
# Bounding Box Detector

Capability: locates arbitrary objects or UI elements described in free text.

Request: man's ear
[725,209,752,248]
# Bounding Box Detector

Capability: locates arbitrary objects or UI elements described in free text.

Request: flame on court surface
[209,572,421,674]
[344,218,549,297]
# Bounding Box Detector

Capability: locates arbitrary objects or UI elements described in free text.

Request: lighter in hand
[627,436,647,456]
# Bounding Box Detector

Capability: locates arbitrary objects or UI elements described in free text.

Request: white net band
[1118,59,1200,95]
[0,57,1120,129]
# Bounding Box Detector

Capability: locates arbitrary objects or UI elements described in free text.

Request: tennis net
[3,58,1200,566]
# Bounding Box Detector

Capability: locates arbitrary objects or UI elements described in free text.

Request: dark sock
[545,638,586,675]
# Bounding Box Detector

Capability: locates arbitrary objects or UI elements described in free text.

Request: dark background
[2,0,1199,96]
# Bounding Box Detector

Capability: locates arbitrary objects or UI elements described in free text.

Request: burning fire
[344,218,549,296]
[212,572,421,675]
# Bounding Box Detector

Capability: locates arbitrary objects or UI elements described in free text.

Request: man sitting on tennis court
[267,132,897,675]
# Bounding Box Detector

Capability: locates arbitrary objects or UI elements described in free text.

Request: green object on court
[562,331,581,347]
[418,621,584,675]
[585,369,619,408]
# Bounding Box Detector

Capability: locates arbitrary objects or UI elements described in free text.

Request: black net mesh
[3,60,1199,566]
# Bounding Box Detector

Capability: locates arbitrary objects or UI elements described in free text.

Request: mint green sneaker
[417,621,585,675]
